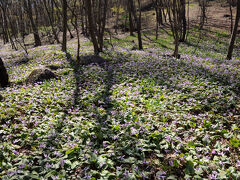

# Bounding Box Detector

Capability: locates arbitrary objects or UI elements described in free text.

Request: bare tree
[23,0,41,47]
[129,0,143,50]
[198,0,208,30]
[179,0,186,42]
[0,0,17,49]
[43,0,60,44]
[0,1,9,44]
[164,0,182,58]
[153,0,163,40]
[85,0,108,54]
[62,0,67,52]
[227,0,240,60]
[228,0,235,33]
[127,0,135,36]
[85,0,100,54]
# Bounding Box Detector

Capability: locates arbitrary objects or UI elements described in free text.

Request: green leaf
[44,170,57,178]
[230,138,240,148]
[23,174,39,180]
[66,149,75,155]
[113,124,120,131]
[185,161,195,175]
[187,141,195,148]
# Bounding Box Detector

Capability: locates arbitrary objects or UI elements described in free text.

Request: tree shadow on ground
[64,52,117,143]
[59,51,165,178]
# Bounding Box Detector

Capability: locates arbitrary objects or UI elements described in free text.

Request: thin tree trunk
[98,0,108,52]
[52,0,74,39]
[229,2,233,33]
[172,0,179,58]
[199,0,207,30]
[128,1,134,36]
[180,0,186,42]
[227,0,240,60]
[130,0,143,50]
[1,9,9,43]
[43,0,60,44]
[62,0,67,52]
[85,0,100,54]
[24,0,41,47]
[137,0,143,50]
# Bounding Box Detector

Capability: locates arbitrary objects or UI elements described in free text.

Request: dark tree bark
[227,0,240,60]
[62,0,67,52]
[127,0,135,36]
[130,0,143,50]
[85,0,108,54]
[136,0,143,50]
[0,4,17,50]
[98,0,108,51]
[179,0,187,42]
[172,0,179,57]
[85,0,100,54]
[0,8,9,43]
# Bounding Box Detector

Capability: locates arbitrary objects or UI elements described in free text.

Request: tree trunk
[98,0,108,52]
[0,8,9,43]
[43,0,60,44]
[137,0,143,50]
[130,0,143,50]
[229,2,233,33]
[62,0,67,52]
[179,0,187,42]
[199,0,207,30]
[24,0,41,47]
[227,0,240,60]
[85,0,100,54]
[172,0,180,58]
[128,1,134,36]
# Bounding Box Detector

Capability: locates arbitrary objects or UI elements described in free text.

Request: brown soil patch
[189,1,237,31]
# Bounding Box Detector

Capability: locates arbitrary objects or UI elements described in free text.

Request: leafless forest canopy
[0,0,239,59]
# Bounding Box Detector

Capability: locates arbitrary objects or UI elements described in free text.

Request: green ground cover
[0,30,240,179]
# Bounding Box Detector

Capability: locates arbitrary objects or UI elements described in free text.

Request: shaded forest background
[0,0,239,59]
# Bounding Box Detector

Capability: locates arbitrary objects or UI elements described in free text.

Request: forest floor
[188,0,236,31]
[0,1,240,179]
